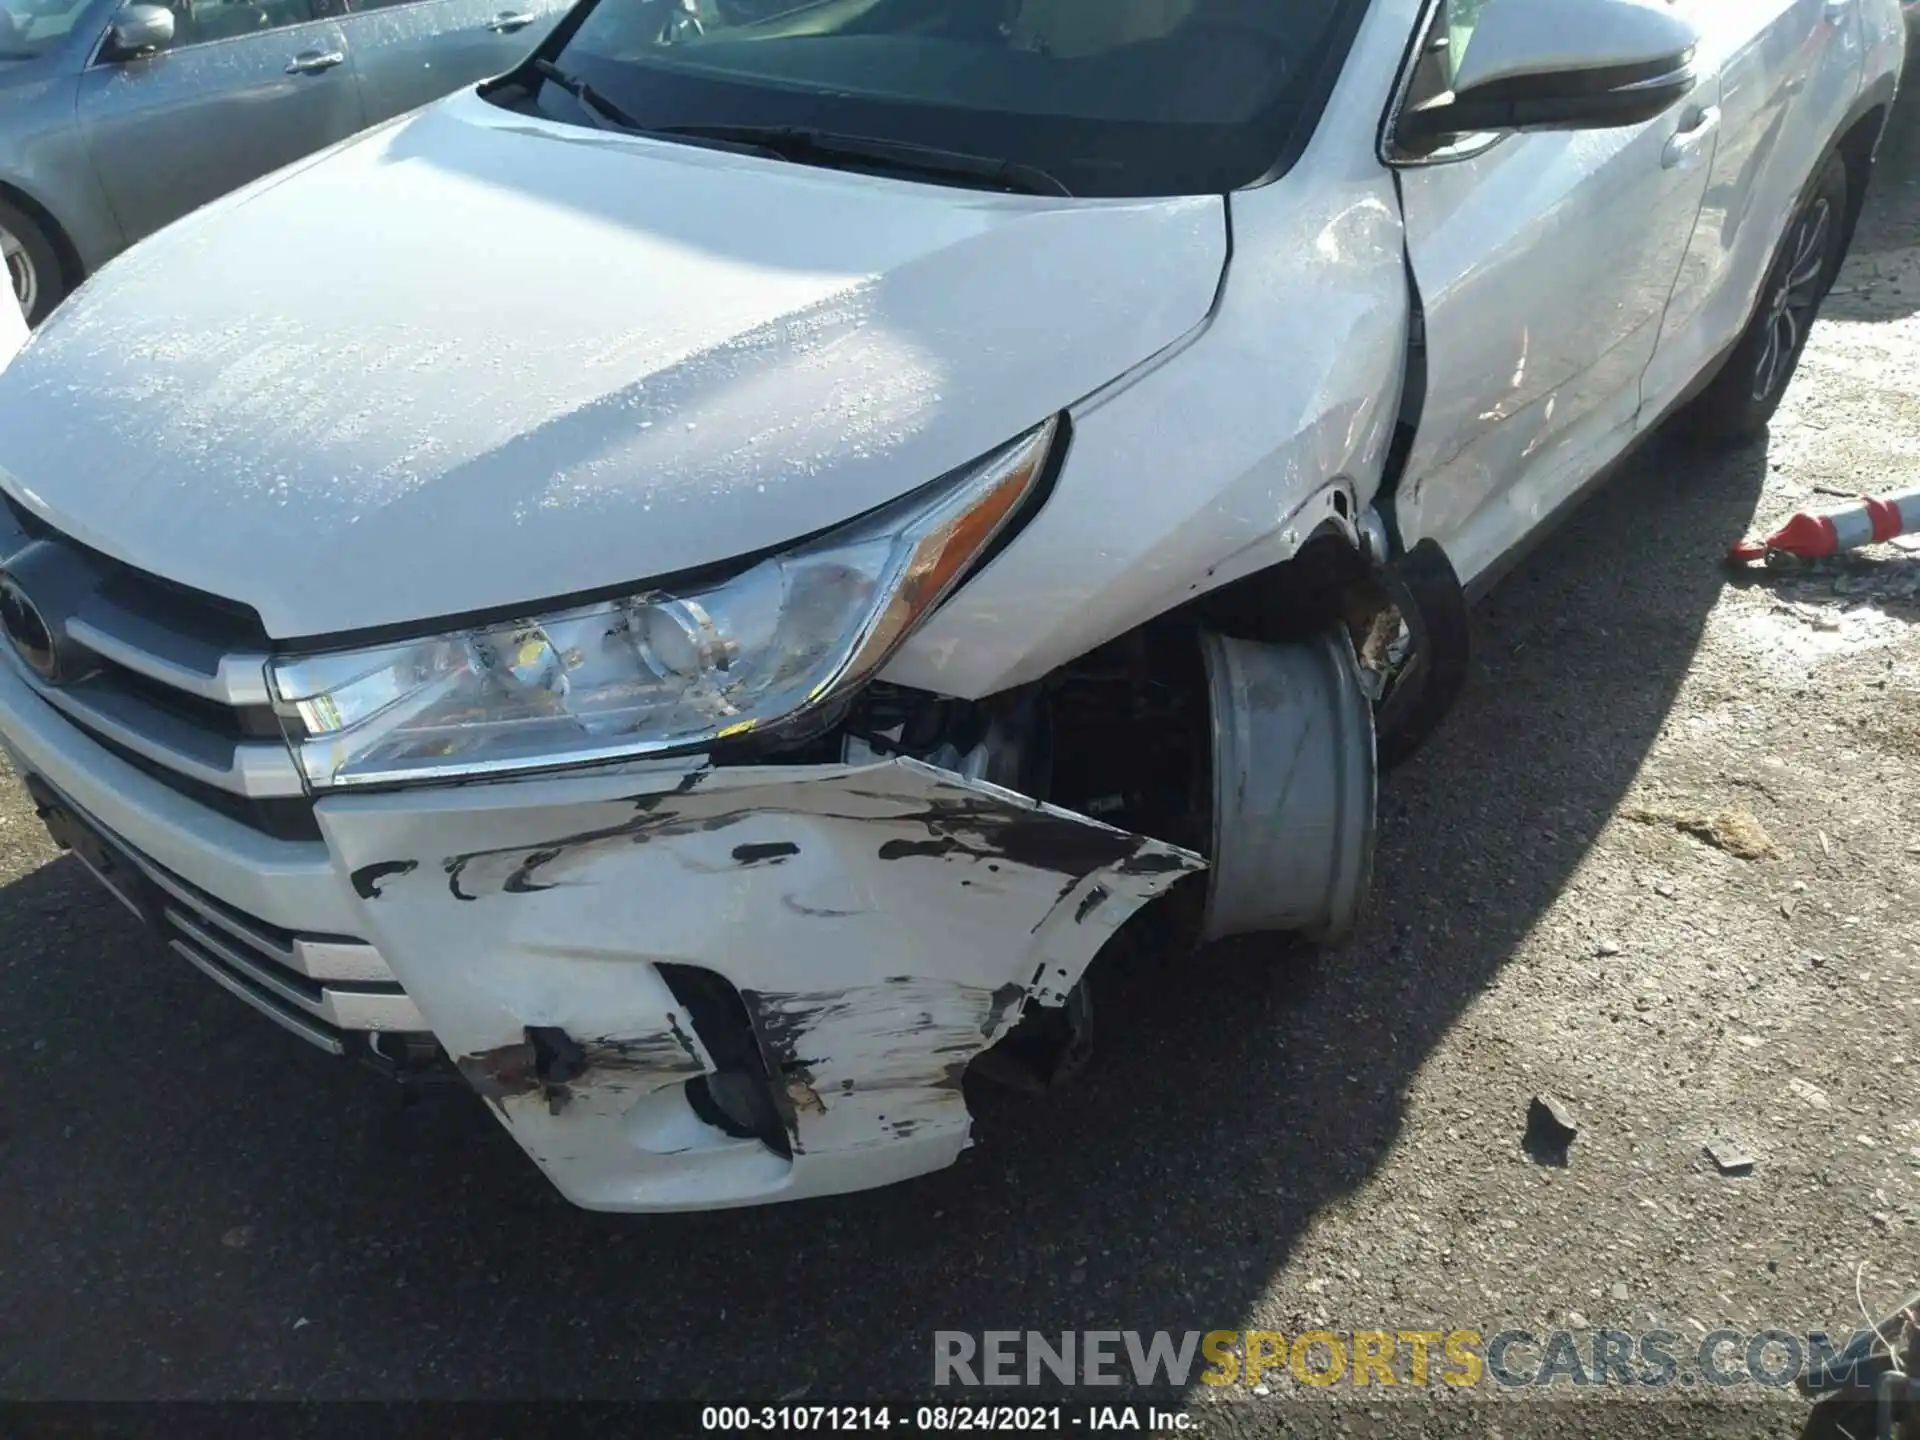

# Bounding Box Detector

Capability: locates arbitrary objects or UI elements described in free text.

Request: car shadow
[0,422,1770,1405]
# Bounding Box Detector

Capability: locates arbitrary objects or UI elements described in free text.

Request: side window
[1403,0,1490,102]
[151,0,323,48]
[1393,0,1498,157]
[1442,0,1492,90]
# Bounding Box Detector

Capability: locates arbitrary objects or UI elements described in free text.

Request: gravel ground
[1,81,1918,1437]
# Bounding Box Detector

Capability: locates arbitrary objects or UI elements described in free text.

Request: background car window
[1442,0,1489,89]
[0,0,95,57]
[136,0,324,45]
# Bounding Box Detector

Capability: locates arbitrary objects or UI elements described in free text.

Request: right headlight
[271,417,1058,789]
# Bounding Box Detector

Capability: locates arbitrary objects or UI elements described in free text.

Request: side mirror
[104,3,176,58]
[1400,0,1699,150]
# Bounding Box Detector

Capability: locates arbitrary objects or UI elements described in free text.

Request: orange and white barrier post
[1729,487,1920,564]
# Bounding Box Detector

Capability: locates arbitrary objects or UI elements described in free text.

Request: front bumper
[0,658,1202,1211]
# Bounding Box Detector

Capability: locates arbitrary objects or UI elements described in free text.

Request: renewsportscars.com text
[933,1328,1886,1390]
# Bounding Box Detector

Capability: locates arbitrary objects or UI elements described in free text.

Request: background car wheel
[0,196,63,328]
[1682,153,1850,448]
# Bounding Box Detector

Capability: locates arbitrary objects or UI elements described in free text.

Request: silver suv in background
[0,0,566,323]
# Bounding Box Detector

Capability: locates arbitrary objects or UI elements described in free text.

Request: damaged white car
[0,0,1905,1210]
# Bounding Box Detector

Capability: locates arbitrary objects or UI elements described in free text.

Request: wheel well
[1833,104,1887,258]
[0,181,84,298]
[1179,526,1383,646]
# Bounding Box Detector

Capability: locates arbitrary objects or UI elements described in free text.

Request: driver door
[76,0,367,247]
[1387,0,1721,590]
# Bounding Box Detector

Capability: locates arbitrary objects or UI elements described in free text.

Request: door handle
[1661,105,1721,169]
[285,48,346,73]
[484,10,534,30]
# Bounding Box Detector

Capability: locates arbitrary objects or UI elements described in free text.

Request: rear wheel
[0,197,63,327]
[1682,153,1850,447]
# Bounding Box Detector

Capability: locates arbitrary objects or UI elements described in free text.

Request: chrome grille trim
[34,774,423,1048]
[171,940,348,1054]
[27,674,303,798]
[165,907,427,1033]
[65,616,272,707]
[124,843,398,984]
[0,521,303,828]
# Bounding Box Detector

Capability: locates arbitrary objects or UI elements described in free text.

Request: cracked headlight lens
[271,418,1058,789]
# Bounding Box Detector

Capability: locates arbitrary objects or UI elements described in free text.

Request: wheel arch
[1832,101,1889,261]
[0,178,85,305]
[1828,55,1900,258]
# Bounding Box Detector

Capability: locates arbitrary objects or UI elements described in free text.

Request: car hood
[0,89,1226,641]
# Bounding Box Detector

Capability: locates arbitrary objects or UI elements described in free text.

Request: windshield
[524,0,1366,197]
[0,0,92,57]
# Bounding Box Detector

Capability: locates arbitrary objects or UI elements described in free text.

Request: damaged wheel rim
[1197,628,1377,944]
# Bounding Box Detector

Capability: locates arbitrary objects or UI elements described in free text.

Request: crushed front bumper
[319,757,1203,1211]
[0,652,1201,1210]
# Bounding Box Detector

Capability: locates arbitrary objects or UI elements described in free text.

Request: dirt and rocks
[0,70,1917,1440]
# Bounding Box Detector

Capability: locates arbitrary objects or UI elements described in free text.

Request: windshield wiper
[528,58,646,134]
[640,124,1074,197]
[517,72,1071,196]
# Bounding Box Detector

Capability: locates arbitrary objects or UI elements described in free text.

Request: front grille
[0,500,316,839]
[119,829,430,1051]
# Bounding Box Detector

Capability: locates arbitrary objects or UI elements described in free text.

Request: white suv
[0,0,1905,1212]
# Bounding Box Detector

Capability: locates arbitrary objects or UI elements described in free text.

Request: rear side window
[132,0,326,46]
[0,0,95,57]
[199,0,318,39]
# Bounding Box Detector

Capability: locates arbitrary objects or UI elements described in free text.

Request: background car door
[338,0,566,125]
[1640,0,1863,413]
[76,0,366,245]
[1388,0,1720,590]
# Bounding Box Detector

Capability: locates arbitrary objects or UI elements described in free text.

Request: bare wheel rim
[1752,196,1834,404]
[0,224,34,320]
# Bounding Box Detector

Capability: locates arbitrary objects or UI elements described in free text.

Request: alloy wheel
[0,223,35,322]
[1751,197,1833,404]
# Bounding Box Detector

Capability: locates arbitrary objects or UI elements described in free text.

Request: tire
[1682,153,1850,448]
[0,196,64,328]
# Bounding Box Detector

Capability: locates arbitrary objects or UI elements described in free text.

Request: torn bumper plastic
[318,757,1204,1212]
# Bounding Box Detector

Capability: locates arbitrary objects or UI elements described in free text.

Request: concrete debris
[1787,1078,1831,1111]
[1525,1094,1579,1161]
[1706,1143,1756,1176]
